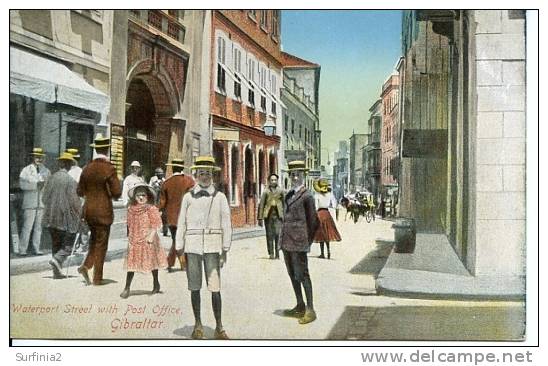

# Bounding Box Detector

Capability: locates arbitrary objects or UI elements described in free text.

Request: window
[248,10,257,21]
[260,66,267,88]
[305,128,308,144]
[272,10,279,39]
[248,58,256,82]
[260,10,268,29]
[234,74,242,100]
[260,95,267,111]
[217,64,226,92]
[284,114,288,132]
[271,74,277,94]
[291,119,295,134]
[233,48,242,73]
[271,101,277,115]
[217,37,226,64]
[248,87,255,107]
[299,125,302,139]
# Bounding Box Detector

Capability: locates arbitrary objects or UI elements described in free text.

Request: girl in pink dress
[120,183,168,299]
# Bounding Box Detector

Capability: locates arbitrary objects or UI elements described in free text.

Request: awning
[10,46,110,114]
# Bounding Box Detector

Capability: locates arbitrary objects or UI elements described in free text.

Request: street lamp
[263,117,276,136]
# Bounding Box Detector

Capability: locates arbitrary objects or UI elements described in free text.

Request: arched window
[230,145,239,205]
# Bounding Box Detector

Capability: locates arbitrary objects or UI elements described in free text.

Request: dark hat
[166,158,186,169]
[191,156,221,171]
[90,133,110,148]
[30,147,46,156]
[287,160,309,172]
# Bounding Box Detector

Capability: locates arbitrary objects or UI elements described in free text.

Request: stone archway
[124,68,179,180]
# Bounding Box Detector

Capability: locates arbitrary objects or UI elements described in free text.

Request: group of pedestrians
[16,138,345,339]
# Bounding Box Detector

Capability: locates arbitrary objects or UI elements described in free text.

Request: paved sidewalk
[9,226,264,276]
[375,233,525,301]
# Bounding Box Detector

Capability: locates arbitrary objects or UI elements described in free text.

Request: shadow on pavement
[173,325,216,339]
[327,305,526,340]
[349,239,394,277]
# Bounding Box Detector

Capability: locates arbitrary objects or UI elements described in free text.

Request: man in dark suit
[158,159,195,272]
[280,161,319,324]
[257,173,285,259]
[77,134,122,286]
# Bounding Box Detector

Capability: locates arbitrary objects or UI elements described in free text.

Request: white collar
[173,172,183,176]
[95,153,109,161]
[193,184,215,195]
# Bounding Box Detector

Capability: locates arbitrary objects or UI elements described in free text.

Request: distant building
[380,72,400,193]
[364,99,382,197]
[349,132,368,192]
[332,140,349,199]
[280,51,321,190]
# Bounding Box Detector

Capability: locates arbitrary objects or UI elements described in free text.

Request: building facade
[380,73,400,193]
[332,140,349,200]
[399,10,526,279]
[210,10,283,227]
[280,52,321,190]
[108,10,209,180]
[364,99,382,197]
[349,133,368,192]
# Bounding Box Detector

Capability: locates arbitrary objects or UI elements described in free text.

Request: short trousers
[186,253,221,292]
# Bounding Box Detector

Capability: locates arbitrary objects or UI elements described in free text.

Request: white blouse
[314,192,337,209]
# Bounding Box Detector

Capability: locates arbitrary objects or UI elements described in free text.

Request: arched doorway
[125,73,177,181]
[243,145,255,224]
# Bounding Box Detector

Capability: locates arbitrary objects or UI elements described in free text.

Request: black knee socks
[124,272,134,290]
[212,292,223,330]
[303,277,314,310]
[191,290,201,325]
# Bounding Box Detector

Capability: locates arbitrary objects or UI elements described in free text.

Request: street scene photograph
[8,9,533,345]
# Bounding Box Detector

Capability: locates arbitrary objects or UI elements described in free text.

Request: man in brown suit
[280,161,319,325]
[76,134,122,285]
[158,159,195,272]
[257,173,285,259]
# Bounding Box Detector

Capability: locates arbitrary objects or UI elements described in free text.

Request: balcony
[130,10,186,44]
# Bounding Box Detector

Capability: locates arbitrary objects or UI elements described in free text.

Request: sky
[281,10,402,167]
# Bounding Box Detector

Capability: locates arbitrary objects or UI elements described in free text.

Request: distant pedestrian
[312,179,341,259]
[120,183,168,299]
[149,167,168,236]
[176,156,232,339]
[42,152,81,279]
[280,161,319,325]
[257,173,285,259]
[121,161,144,206]
[77,134,122,286]
[159,159,195,272]
[18,147,51,256]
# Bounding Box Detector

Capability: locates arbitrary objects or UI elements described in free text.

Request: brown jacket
[158,173,195,226]
[257,187,285,220]
[77,158,122,226]
[280,186,319,252]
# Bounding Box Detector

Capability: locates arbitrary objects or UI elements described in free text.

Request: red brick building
[210,10,283,227]
[380,73,400,190]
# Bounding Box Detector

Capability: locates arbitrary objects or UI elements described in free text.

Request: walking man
[158,159,195,272]
[280,160,319,325]
[18,147,51,256]
[122,161,144,206]
[257,173,284,259]
[42,152,81,279]
[176,156,232,339]
[77,134,122,286]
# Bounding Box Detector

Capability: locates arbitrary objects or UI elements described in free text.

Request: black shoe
[120,289,130,299]
[327,252,331,259]
[318,254,325,259]
[151,285,161,295]
[77,266,91,285]
[167,267,173,273]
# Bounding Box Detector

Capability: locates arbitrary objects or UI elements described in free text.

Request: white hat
[130,161,141,167]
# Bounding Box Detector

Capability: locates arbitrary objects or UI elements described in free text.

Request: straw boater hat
[130,161,141,168]
[57,152,76,162]
[166,158,186,168]
[90,133,110,148]
[30,147,46,156]
[65,148,80,159]
[287,160,309,172]
[127,182,156,202]
[191,156,221,171]
[313,178,329,193]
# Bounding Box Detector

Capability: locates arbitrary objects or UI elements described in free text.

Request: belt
[186,229,223,235]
